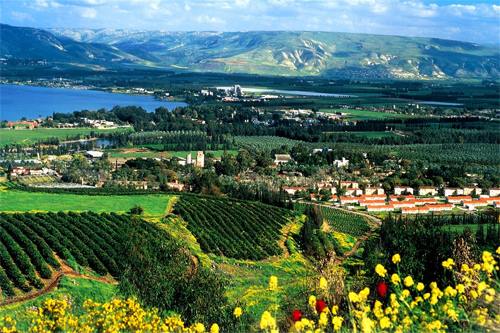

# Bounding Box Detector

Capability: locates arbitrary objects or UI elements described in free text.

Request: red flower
[292,309,302,322]
[315,299,327,313]
[377,281,388,298]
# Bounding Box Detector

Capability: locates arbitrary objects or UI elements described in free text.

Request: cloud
[1,0,499,44]
[79,7,97,18]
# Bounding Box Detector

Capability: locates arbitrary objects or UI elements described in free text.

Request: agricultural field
[233,135,303,151]
[320,108,413,120]
[323,131,398,138]
[295,203,371,237]
[173,195,292,260]
[0,190,172,217]
[0,127,130,146]
[0,212,137,297]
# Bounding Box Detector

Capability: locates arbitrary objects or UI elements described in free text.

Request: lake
[0,84,187,121]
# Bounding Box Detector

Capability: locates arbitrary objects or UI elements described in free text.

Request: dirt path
[0,258,116,307]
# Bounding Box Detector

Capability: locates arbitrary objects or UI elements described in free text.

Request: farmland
[234,135,303,151]
[0,127,130,146]
[295,203,371,237]
[0,212,143,296]
[320,108,413,120]
[0,190,172,216]
[174,195,292,260]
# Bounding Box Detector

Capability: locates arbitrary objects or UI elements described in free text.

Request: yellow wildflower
[332,316,343,331]
[444,286,457,297]
[375,264,387,277]
[442,258,454,269]
[233,307,243,318]
[403,276,414,287]
[416,282,425,291]
[309,295,317,310]
[359,287,370,302]
[193,323,205,333]
[319,312,328,327]
[401,289,410,299]
[391,273,401,285]
[456,284,465,294]
[269,275,278,291]
[210,323,219,333]
[349,292,360,303]
[361,316,375,333]
[392,253,401,264]
[260,311,276,331]
[379,316,391,329]
[319,276,328,290]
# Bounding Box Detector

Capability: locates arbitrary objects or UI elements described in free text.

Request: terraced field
[174,196,291,260]
[0,212,158,298]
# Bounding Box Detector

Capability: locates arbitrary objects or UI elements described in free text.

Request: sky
[1,0,500,44]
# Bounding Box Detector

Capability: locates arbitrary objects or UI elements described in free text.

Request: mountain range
[1,24,499,80]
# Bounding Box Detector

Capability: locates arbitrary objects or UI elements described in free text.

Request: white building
[394,186,414,195]
[274,154,292,165]
[488,188,500,197]
[418,186,438,196]
[444,188,464,197]
[333,157,349,168]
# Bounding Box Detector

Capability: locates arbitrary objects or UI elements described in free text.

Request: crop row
[174,196,290,260]
[0,212,137,297]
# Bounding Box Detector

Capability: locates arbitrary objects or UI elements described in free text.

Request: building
[274,154,292,165]
[332,157,349,168]
[360,194,387,201]
[463,200,488,210]
[394,186,414,195]
[418,186,438,196]
[344,188,363,196]
[360,200,386,207]
[339,196,359,204]
[282,186,307,196]
[426,204,454,212]
[195,151,205,168]
[413,198,438,206]
[340,181,359,189]
[447,195,472,204]
[489,188,500,197]
[85,150,104,159]
[186,153,192,165]
[401,206,430,214]
[444,188,464,197]
[463,187,482,196]
[364,187,385,195]
[392,201,416,209]
[166,181,185,192]
[390,195,415,201]
[366,204,394,212]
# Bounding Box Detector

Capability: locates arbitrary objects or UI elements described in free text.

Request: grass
[320,108,412,120]
[0,127,131,146]
[214,253,315,321]
[441,223,498,234]
[0,190,172,217]
[0,276,117,331]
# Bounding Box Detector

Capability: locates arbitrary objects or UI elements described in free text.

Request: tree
[128,205,144,215]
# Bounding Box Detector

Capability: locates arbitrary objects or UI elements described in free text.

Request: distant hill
[2,24,499,79]
[0,24,140,68]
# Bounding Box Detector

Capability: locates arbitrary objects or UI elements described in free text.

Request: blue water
[0,84,187,121]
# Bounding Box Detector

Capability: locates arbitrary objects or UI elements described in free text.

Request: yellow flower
[391,273,401,285]
[193,323,205,333]
[309,295,317,309]
[260,311,276,330]
[319,276,328,290]
[349,292,360,303]
[401,289,410,299]
[423,293,430,300]
[375,264,387,277]
[210,323,219,333]
[442,258,455,269]
[403,276,414,287]
[456,284,465,294]
[319,312,328,327]
[361,316,375,333]
[392,253,401,264]
[444,286,457,297]
[359,287,370,302]
[269,276,278,291]
[332,316,343,331]
[233,307,243,318]
[416,282,425,291]
[496,246,500,255]
[379,316,391,329]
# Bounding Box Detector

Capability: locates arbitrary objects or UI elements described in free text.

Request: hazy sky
[1,0,500,44]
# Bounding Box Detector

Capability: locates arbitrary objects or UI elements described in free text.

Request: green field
[0,276,116,331]
[321,108,412,120]
[0,127,131,146]
[0,190,172,216]
[324,131,398,138]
